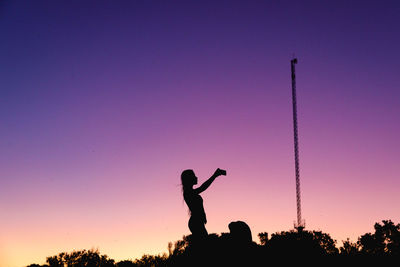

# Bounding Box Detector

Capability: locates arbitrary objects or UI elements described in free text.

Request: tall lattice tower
[290,58,305,231]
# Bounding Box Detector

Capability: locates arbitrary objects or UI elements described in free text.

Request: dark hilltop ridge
[27,219,400,267]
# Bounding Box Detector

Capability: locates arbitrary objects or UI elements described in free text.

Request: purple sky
[1,1,400,266]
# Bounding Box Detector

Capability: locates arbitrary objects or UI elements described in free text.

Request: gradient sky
[1,1,400,266]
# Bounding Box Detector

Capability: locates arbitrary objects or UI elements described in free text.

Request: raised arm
[194,168,226,194]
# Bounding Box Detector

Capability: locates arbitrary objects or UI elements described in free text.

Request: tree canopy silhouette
[26,220,400,267]
[259,229,339,256]
[358,219,400,256]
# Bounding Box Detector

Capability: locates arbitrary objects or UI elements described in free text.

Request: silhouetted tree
[167,235,192,257]
[262,229,338,256]
[258,232,268,246]
[132,254,168,267]
[358,220,400,256]
[46,249,115,267]
[312,230,338,254]
[339,238,360,256]
[116,260,136,267]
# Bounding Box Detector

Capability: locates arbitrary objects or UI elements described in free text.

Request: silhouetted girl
[181,168,226,240]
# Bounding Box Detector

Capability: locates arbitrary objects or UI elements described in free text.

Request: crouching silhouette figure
[181,168,226,242]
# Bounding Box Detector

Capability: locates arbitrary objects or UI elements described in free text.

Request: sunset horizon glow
[1,1,400,266]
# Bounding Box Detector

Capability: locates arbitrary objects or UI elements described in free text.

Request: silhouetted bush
[45,249,114,267]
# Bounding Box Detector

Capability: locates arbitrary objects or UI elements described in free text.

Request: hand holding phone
[215,168,227,177]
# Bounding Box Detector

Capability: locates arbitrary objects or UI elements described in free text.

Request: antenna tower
[291,58,305,231]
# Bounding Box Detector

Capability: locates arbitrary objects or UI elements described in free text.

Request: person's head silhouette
[181,169,198,190]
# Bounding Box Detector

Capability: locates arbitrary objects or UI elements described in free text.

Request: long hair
[181,169,195,216]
